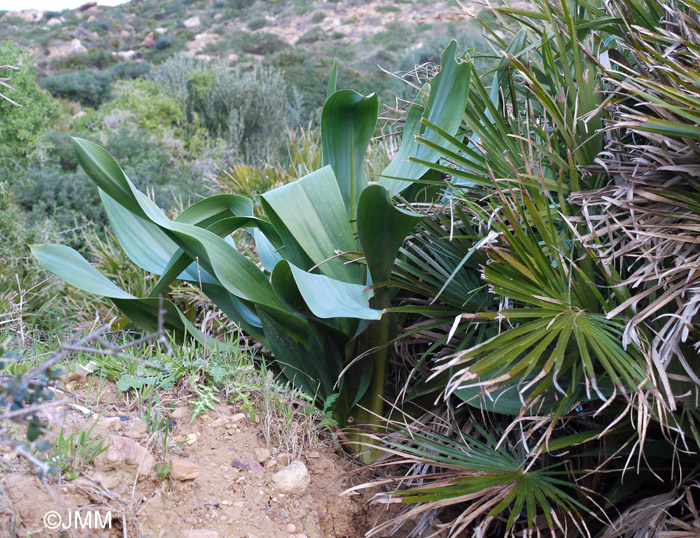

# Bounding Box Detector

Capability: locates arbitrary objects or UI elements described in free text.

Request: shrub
[109,60,152,80]
[0,42,59,163]
[41,69,112,107]
[236,32,288,55]
[98,79,183,142]
[154,36,173,50]
[151,56,290,162]
[311,11,326,23]
[295,26,325,45]
[149,53,206,108]
[82,19,111,34]
[247,16,267,30]
[187,66,290,162]
[51,50,117,71]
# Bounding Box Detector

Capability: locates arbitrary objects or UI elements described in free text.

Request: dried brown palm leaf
[570,0,700,410]
[598,483,700,538]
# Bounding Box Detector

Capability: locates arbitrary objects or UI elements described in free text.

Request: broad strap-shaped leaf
[321,89,378,225]
[380,41,472,195]
[30,245,220,348]
[259,309,344,403]
[279,261,382,321]
[357,185,424,287]
[32,244,135,299]
[70,137,284,310]
[175,194,254,225]
[254,228,283,273]
[262,166,361,284]
[72,137,146,217]
[101,191,216,283]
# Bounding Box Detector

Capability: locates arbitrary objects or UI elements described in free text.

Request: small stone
[307,450,320,459]
[170,458,201,481]
[125,418,148,439]
[180,531,218,538]
[295,534,309,538]
[253,447,270,463]
[186,433,198,446]
[272,461,310,495]
[170,407,190,420]
[275,453,292,466]
[286,524,296,533]
[264,460,277,469]
[233,501,244,508]
[249,461,265,478]
[231,413,245,423]
[97,416,122,432]
[93,436,154,482]
[211,417,227,428]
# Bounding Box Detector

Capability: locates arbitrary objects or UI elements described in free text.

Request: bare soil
[0,378,411,538]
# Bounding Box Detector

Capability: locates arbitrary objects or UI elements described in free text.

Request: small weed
[49,419,107,480]
[155,460,172,480]
[190,384,221,423]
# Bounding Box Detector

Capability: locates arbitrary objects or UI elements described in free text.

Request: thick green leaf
[31,244,222,349]
[31,244,134,299]
[175,194,254,226]
[321,89,378,224]
[262,166,361,283]
[326,59,337,99]
[69,137,284,310]
[254,228,283,273]
[72,137,145,217]
[259,309,337,400]
[102,191,215,283]
[286,262,382,320]
[380,41,472,195]
[357,185,424,285]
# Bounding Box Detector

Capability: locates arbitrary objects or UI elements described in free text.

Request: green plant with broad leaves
[32,43,471,440]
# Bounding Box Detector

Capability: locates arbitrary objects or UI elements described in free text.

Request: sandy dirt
[0,378,411,538]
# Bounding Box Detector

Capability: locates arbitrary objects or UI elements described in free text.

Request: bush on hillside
[151,55,290,162]
[51,50,117,71]
[109,60,152,80]
[236,32,288,55]
[0,42,59,164]
[40,69,112,107]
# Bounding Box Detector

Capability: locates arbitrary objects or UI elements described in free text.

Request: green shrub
[295,26,325,45]
[151,56,290,162]
[51,50,117,71]
[0,42,59,163]
[187,66,290,162]
[41,69,113,107]
[311,11,326,23]
[247,16,268,30]
[82,19,111,34]
[155,36,173,50]
[236,32,288,55]
[99,79,182,139]
[109,60,152,80]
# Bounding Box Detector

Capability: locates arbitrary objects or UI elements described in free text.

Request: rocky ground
[0,373,423,538]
